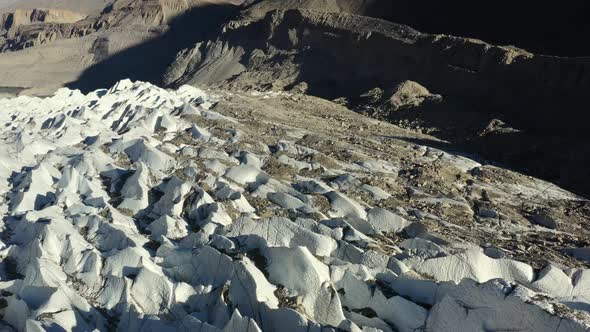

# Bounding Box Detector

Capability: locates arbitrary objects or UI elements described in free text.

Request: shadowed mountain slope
[159,8,590,196]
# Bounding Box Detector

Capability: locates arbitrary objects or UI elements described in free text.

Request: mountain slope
[161,8,590,197]
[0,0,242,96]
[0,0,110,14]
[1,2,590,330]
[243,0,392,19]
[166,9,590,138]
[1,1,588,196]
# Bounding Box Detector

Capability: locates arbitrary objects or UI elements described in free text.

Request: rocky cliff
[243,0,392,19]
[0,8,92,51]
[1,8,85,28]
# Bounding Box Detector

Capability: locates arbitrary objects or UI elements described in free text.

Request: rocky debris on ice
[0,80,589,331]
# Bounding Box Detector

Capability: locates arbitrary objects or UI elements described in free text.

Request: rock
[475,200,498,219]
[479,118,521,136]
[567,248,590,262]
[403,222,429,238]
[389,81,441,111]
[530,211,559,229]
[483,246,505,259]
[209,234,236,252]
[359,87,384,104]
[289,81,309,94]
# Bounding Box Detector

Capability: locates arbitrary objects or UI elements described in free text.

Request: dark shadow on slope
[462,131,590,197]
[379,0,590,57]
[66,3,590,198]
[251,10,590,196]
[369,94,590,197]
[383,128,590,198]
[67,3,241,93]
[245,0,590,56]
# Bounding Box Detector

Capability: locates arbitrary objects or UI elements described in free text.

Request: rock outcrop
[1,8,85,28]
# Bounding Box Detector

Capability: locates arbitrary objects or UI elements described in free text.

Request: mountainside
[0,79,589,331]
[0,8,88,51]
[240,0,590,56]
[0,0,244,53]
[166,9,590,137]
[0,0,110,15]
[162,8,590,196]
[0,1,588,198]
[243,0,392,19]
[0,7,85,26]
[0,0,242,96]
[373,0,590,57]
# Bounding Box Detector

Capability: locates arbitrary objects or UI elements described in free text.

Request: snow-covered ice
[0,80,589,331]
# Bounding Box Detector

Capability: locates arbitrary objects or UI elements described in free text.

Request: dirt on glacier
[207,90,590,270]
